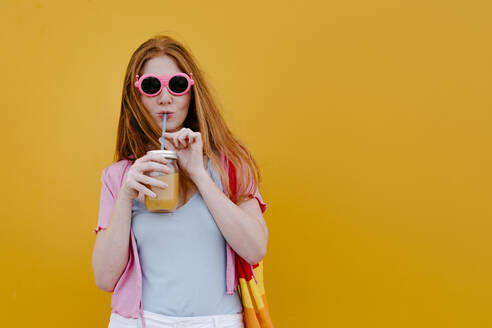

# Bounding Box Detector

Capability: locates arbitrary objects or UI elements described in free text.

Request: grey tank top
[131,158,243,317]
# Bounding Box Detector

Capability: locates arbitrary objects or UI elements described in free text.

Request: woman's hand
[120,153,172,201]
[160,127,206,180]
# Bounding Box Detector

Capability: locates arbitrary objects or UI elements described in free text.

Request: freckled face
[138,55,192,132]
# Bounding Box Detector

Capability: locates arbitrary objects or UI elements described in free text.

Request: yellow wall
[2,0,491,327]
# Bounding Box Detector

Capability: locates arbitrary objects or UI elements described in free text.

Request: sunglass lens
[141,77,161,95]
[169,76,189,94]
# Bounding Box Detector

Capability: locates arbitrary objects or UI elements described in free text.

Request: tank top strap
[206,158,224,192]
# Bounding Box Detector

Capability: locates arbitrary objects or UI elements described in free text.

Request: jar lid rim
[147,149,178,159]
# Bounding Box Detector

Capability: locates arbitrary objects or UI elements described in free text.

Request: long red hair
[114,34,262,203]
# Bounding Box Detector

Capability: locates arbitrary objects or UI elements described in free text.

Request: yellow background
[2,0,491,327]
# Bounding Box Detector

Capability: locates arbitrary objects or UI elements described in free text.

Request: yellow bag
[236,258,275,328]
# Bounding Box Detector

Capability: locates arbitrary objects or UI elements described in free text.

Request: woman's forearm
[91,193,133,292]
[192,170,267,264]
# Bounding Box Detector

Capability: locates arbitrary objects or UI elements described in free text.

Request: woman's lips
[158,113,173,119]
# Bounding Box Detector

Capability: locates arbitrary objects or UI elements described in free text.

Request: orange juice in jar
[144,150,179,212]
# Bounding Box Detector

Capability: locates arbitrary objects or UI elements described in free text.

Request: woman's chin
[157,117,183,132]
[158,121,172,131]
[166,125,184,133]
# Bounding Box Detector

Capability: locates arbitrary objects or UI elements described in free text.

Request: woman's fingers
[159,137,177,151]
[135,173,168,189]
[191,131,200,143]
[127,179,156,198]
[164,128,194,149]
[177,131,192,148]
[136,153,169,164]
[124,153,172,199]
[138,161,172,174]
[163,132,180,149]
[174,131,184,148]
[174,129,189,148]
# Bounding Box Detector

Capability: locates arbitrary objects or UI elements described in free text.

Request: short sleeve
[222,153,267,215]
[249,187,267,214]
[93,168,116,234]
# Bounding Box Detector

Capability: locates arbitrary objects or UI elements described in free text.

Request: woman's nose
[157,87,172,105]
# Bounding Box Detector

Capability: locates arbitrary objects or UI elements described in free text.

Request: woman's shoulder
[101,159,132,187]
[103,159,132,173]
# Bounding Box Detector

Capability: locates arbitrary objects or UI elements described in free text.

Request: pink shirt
[94,153,267,328]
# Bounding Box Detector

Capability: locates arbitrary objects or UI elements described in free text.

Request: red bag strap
[226,157,238,203]
[225,156,261,273]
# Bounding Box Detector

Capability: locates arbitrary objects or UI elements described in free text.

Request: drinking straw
[160,113,167,150]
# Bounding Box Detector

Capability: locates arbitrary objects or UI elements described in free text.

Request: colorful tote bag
[224,157,275,328]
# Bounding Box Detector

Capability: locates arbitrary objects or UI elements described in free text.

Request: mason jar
[144,149,179,212]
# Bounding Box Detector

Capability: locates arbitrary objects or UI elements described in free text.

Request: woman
[91,34,269,328]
